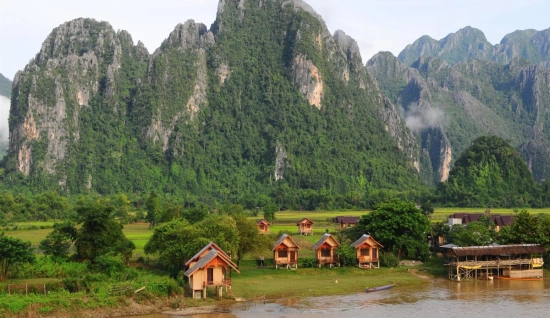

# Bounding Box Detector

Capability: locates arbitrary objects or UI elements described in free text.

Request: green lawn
[230,265,428,299]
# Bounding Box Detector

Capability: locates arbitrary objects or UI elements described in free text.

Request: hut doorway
[207,268,214,283]
[290,251,296,263]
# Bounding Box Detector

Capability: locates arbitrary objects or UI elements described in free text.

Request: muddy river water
[125,279,550,318]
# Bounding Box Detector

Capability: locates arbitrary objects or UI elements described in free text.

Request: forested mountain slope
[0,73,11,98]
[436,136,541,207]
[2,0,421,207]
[367,52,550,185]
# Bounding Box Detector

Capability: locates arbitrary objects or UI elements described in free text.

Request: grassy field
[230,265,428,299]
[267,210,366,223]
[6,207,550,256]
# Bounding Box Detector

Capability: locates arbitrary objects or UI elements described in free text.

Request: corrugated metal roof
[272,234,300,251]
[312,233,340,250]
[351,234,370,248]
[447,244,546,257]
[184,249,217,277]
[351,234,383,248]
[185,241,231,267]
[184,248,240,277]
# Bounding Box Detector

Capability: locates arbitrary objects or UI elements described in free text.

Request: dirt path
[409,268,433,281]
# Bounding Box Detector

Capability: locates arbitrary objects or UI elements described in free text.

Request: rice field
[5,207,550,256]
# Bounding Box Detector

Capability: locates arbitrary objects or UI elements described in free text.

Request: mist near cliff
[0,96,9,146]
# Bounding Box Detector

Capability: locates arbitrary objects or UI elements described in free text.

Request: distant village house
[257,219,271,234]
[297,218,314,235]
[333,216,361,230]
[448,213,514,232]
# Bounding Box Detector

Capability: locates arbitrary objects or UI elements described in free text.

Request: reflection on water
[125,279,550,318]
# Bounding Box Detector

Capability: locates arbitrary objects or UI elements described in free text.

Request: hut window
[278,250,288,258]
[321,249,331,257]
[360,248,369,256]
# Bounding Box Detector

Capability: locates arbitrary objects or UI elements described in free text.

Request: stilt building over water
[445,244,546,281]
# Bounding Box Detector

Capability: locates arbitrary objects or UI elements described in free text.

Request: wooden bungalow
[257,219,271,234]
[445,244,546,281]
[297,218,314,236]
[312,233,340,268]
[333,216,361,230]
[351,234,383,269]
[273,234,300,269]
[184,242,240,299]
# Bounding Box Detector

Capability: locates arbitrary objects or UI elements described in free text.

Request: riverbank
[0,261,435,318]
[2,259,547,317]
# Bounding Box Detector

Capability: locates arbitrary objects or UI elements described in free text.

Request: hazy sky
[0,0,549,79]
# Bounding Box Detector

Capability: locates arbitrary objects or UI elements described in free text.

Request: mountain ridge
[398,26,550,67]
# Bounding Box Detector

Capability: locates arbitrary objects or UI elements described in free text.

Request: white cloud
[0,96,10,144]
[401,102,444,132]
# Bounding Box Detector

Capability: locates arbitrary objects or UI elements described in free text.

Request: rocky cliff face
[8,19,131,176]
[399,27,550,67]
[367,51,550,184]
[4,0,421,196]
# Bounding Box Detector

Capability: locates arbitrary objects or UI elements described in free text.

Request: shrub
[380,252,399,267]
[300,258,317,268]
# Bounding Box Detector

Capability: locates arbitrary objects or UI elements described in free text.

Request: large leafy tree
[74,198,135,262]
[39,221,78,258]
[145,215,242,274]
[352,200,430,260]
[233,214,271,267]
[145,219,209,274]
[0,233,35,281]
[447,222,493,246]
[497,210,550,247]
[145,191,161,228]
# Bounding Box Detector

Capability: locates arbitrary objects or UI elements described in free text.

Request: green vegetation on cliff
[0,73,11,98]
[436,136,542,207]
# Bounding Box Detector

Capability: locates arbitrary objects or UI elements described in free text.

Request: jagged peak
[500,29,538,44]
[37,18,118,63]
[156,20,212,54]
[367,51,398,63]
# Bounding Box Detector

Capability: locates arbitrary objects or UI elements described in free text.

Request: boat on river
[365,284,395,292]
[494,276,542,281]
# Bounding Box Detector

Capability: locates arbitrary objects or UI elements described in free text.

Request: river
[124,279,550,318]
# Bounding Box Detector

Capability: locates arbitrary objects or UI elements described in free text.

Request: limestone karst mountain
[367,50,550,185]
[3,0,421,202]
